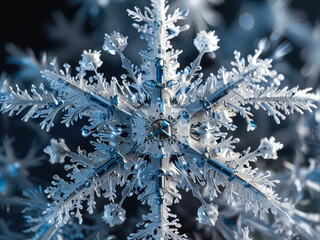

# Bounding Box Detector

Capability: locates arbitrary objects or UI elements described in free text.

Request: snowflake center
[151,119,172,141]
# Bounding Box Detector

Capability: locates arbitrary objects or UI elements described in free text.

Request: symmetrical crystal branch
[0,0,319,239]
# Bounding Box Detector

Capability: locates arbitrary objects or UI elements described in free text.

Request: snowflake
[0,0,319,239]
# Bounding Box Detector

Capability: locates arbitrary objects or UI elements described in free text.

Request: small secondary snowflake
[0,137,45,202]
[0,0,318,239]
[171,0,224,31]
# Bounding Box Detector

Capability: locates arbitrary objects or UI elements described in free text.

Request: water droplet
[179,9,189,17]
[156,197,163,205]
[278,74,285,81]
[230,124,237,131]
[214,148,221,155]
[154,21,161,27]
[250,119,257,129]
[202,101,211,111]
[84,180,91,188]
[50,59,56,66]
[81,127,90,137]
[63,63,70,69]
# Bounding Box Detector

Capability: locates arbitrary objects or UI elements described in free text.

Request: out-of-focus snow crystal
[0,137,45,200]
[171,0,224,31]
[0,0,319,239]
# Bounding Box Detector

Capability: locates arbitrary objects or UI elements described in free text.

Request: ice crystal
[194,31,219,53]
[102,203,126,227]
[44,139,70,164]
[0,0,319,239]
[197,203,219,226]
[103,32,128,55]
[79,50,103,71]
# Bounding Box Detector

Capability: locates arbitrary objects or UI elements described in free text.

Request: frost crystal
[197,203,219,226]
[194,31,220,53]
[0,0,319,239]
[44,139,70,164]
[103,32,128,55]
[103,204,126,227]
[258,137,283,160]
[79,50,103,71]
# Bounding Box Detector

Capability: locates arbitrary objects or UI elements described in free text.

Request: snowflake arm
[177,137,291,221]
[183,49,319,131]
[128,155,187,240]
[42,139,129,230]
[1,51,133,132]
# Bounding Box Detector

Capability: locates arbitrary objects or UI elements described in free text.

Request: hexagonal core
[151,119,172,141]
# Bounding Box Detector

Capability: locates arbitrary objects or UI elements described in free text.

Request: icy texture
[0,0,319,239]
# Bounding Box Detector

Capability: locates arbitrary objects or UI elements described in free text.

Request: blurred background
[0,0,319,239]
